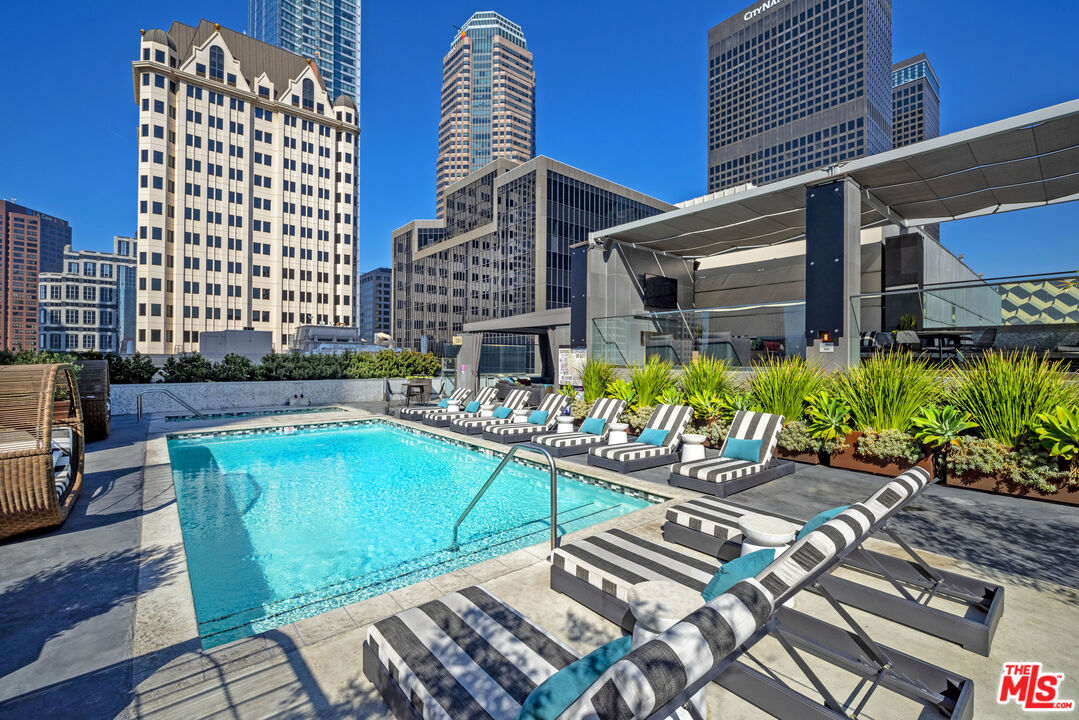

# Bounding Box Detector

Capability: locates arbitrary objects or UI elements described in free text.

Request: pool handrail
[136,390,206,421]
[450,444,559,552]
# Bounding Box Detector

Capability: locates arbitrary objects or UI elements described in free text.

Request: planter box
[775,446,821,465]
[946,469,1079,506]
[828,431,934,478]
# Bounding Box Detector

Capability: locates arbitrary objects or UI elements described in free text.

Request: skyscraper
[0,200,71,350]
[707,0,893,192]
[436,11,535,215]
[892,54,940,148]
[133,21,359,354]
[249,0,360,100]
[357,266,391,341]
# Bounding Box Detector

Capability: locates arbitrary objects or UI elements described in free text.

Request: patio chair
[364,467,973,720]
[547,467,975,719]
[398,386,472,420]
[528,398,627,457]
[423,386,498,428]
[661,485,1004,656]
[448,388,531,435]
[667,410,795,497]
[481,392,570,443]
[0,364,85,540]
[587,404,694,473]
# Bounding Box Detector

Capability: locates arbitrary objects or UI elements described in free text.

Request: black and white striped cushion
[664,495,759,541]
[488,394,569,436]
[54,455,72,500]
[424,387,499,423]
[560,579,774,719]
[532,431,606,448]
[531,397,627,447]
[368,585,578,720]
[718,410,785,464]
[399,387,472,418]
[669,457,763,483]
[590,442,673,462]
[450,388,532,429]
[589,404,693,461]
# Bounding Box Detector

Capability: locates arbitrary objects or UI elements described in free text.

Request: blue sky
[1,1,1077,278]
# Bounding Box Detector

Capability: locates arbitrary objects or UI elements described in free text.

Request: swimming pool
[167,420,654,647]
[165,406,340,422]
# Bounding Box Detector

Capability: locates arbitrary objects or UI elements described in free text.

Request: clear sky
[1,1,1077,279]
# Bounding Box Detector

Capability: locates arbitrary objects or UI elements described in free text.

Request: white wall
[111,378,396,415]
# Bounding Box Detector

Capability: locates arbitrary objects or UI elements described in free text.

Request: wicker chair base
[83,398,111,442]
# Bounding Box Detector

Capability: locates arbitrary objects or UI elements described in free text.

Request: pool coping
[133,406,695,682]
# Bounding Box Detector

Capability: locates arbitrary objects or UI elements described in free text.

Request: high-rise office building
[0,200,71,350]
[249,0,360,100]
[396,157,672,369]
[133,20,359,355]
[892,54,940,148]
[707,0,893,192]
[37,237,137,354]
[436,12,535,216]
[357,266,391,341]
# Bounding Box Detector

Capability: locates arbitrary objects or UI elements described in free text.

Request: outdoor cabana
[78,359,111,441]
[0,364,85,540]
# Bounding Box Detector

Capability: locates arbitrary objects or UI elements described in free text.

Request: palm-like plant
[580,358,616,403]
[687,390,726,425]
[805,391,853,443]
[1035,405,1079,480]
[605,378,636,406]
[628,356,676,407]
[912,405,978,449]
[678,355,733,399]
[949,351,1079,447]
[656,387,685,406]
[831,350,941,432]
[748,357,825,420]
[720,390,758,420]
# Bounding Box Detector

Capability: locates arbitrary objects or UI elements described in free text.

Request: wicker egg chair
[77,359,111,442]
[0,364,85,540]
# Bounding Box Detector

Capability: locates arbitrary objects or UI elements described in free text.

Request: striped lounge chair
[481,392,569,444]
[398,387,472,420]
[423,386,498,428]
[668,410,795,497]
[587,403,694,473]
[448,388,531,435]
[547,466,975,719]
[529,398,626,457]
[661,485,1005,656]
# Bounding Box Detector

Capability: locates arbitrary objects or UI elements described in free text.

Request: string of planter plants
[560,351,1079,504]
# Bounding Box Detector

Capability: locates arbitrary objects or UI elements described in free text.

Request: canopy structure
[457,309,571,390]
[596,98,1079,259]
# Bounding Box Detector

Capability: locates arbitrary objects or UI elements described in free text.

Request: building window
[302,79,314,110]
[209,46,224,80]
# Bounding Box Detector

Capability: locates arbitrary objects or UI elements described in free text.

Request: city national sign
[744,0,787,21]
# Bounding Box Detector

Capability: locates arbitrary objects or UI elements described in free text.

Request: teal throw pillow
[528,410,549,425]
[637,428,668,447]
[464,401,481,413]
[701,548,775,602]
[580,417,606,435]
[722,437,763,463]
[796,506,850,540]
[516,636,632,720]
[437,399,449,408]
[493,406,513,419]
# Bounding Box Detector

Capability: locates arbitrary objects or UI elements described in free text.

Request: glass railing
[592,301,807,369]
[851,273,1079,366]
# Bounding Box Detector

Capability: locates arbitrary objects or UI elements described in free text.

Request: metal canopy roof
[598,98,1079,258]
[462,308,570,334]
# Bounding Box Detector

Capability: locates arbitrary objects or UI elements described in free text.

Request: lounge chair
[448,388,531,435]
[661,486,1004,656]
[546,467,975,719]
[668,410,795,497]
[364,467,973,720]
[587,403,693,473]
[423,386,498,428]
[398,386,472,420]
[481,393,570,443]
[528,398,627,457]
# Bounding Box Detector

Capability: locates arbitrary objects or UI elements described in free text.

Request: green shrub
[622,404,655,435]
[1035,405,1079,479]
[570,399,593,421]
[687,390,726,425]
[720,390,759,421]
[912,405,978,449]
[749,357,825,420]
[213,354,255,382]
[832,351,940,431]
[107,353,158,384]
[160,354,216,383]
[777,420,821,454]
[948,437,1068,492]
[605,378,636,406]
[628,356,676,407]
[656,387,685,406]
[949,351,1079,447]
[855,429,922,464]
[805,391,853,445]
[580,358,615,403]
[345,350,440,379]
[689,418,731,447]
[677,356,733,399]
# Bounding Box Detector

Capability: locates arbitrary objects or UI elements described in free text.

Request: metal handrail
[450,444,559,552]
[136,390,206,421]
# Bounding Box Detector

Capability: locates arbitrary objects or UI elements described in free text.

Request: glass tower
[436,12,535,216]
[249,0,360,100]
[707,0,894,192]
[892,54,940,148]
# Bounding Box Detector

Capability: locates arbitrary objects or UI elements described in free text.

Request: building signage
[558,346,588,387]
[744,0,787,21]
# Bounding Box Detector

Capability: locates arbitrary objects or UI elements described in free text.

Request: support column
[805,178,861,371]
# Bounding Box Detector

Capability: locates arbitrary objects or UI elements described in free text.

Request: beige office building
[133,20,359,354]
[435,12,534,216]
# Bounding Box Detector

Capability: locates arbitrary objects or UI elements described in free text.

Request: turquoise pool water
[167,420,652,647]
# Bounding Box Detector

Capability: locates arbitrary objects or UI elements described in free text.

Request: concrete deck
[1,404,1077,719]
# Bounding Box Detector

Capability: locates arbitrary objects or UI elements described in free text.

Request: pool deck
[1,404,1078,719]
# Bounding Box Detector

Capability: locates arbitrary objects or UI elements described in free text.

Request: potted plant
[775,420,823,465]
